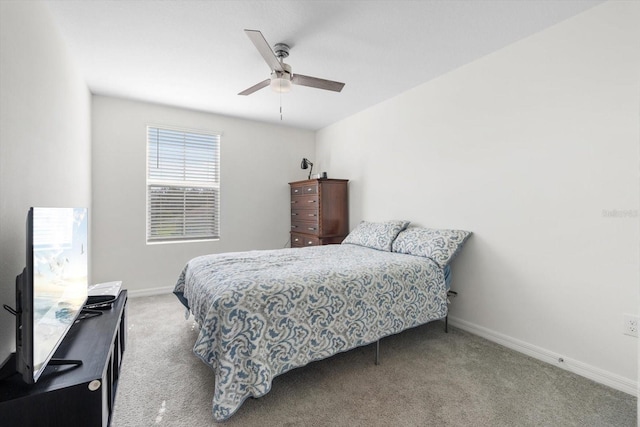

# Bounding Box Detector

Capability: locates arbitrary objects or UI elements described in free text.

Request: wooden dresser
[289,178,348,247]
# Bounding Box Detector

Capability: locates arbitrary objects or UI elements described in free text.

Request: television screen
[28,207,88,382]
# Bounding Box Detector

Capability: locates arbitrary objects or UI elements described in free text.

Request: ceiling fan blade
[292,74,345,92]
[244,29,283,72]
[238,79,270,96]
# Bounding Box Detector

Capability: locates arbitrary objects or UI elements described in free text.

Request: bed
[173,221,470,421]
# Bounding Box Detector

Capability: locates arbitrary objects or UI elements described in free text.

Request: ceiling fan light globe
[270,69,292,93]
[270,77,292,93]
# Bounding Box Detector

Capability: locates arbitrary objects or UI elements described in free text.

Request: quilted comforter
[173,243,448,420]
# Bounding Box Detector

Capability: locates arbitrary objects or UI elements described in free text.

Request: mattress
[174,243,448,420]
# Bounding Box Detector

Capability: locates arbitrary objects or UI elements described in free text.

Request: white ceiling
[46,0,603,130]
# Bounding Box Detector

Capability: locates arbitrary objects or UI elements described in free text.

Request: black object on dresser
[289,178,348,247]
[0,290,127,427]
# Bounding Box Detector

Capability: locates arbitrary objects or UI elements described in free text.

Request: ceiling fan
[239,29,345,96]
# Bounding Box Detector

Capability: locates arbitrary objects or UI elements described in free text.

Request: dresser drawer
[291,219,319,234]
[291,233,319,247]
[290,194,319,209]
[290,186,305,197]
[301,184,317,195]
[291,209,318,221]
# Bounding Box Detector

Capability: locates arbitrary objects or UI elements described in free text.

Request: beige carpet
[111,293,636,426]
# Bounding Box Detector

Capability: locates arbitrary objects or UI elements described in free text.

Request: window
[146,126,220,243]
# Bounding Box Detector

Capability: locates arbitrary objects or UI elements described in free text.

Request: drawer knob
[308,200,316,203]
[308,227,316,231]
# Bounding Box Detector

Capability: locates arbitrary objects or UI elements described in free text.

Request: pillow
[342,220,410,251]
[392,227,471,268]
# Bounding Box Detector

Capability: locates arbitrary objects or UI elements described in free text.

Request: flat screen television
[14,207,89,384]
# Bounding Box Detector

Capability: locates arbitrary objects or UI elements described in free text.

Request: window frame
[145,124,221,244]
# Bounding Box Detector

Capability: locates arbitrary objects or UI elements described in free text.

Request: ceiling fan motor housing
[271,62,292,79]
[270,62,292,92]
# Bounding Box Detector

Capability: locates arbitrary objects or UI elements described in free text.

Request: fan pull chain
[280,91,283,121]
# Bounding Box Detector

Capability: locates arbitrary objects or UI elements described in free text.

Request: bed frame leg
[445,290,457,334]
[375,340,380,365]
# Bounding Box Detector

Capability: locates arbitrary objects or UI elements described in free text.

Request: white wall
[0,2,91,364]
[316,1,639,393]
[91,96,314,295]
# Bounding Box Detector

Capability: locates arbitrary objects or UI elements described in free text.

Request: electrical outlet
[623,314,638,337]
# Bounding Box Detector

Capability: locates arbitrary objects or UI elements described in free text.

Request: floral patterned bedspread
[173,244,448,421]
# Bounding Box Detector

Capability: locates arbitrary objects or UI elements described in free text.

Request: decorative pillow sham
[392,227,471,268]
[342,220,410,252]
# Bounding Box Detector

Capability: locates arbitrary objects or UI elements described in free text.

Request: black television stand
[0,290,127,427]
[0,353,17,382]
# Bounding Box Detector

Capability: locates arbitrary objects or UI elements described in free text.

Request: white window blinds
[146,126,220,243]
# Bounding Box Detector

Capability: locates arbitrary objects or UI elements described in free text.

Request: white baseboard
[447,316,638,397]
[126,286,174,298]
